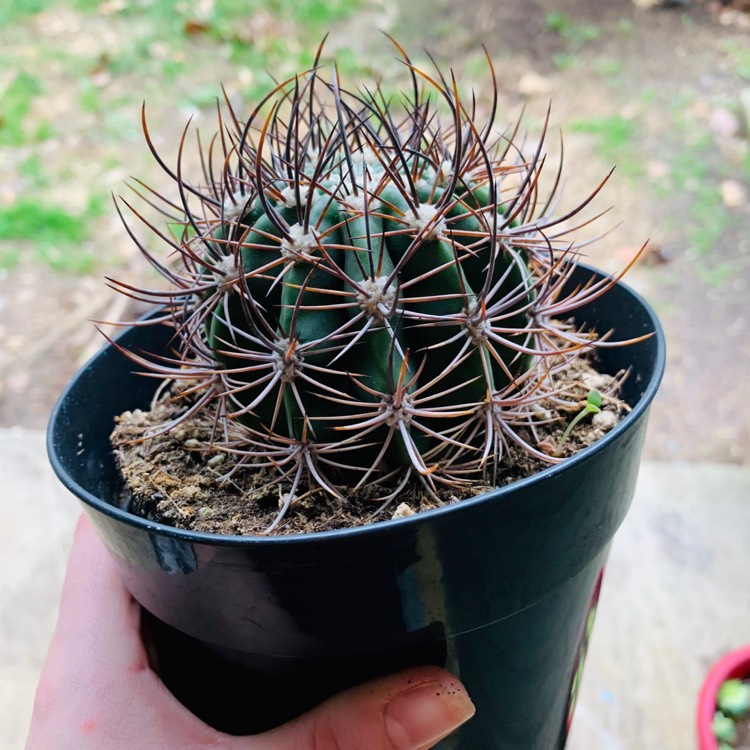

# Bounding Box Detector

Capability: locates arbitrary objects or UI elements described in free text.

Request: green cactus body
[201,166,536,471]
[121,46,626,503]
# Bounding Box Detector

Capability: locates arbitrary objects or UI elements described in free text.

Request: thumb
[225,666,475,750]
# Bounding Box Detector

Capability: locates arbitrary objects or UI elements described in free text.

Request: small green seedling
[713,710,737,745]
[713,678,750,748]
[556,390,602,455]
[718,679,750,718]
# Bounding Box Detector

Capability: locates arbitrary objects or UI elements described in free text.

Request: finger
[26,515,221,749]
[47,514,146,667]
[224,666,475,750]
[26,514,150,736]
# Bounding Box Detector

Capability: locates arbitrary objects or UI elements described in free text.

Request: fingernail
[385,680,475,750]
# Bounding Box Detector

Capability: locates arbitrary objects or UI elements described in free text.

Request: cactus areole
[112,41,646,530]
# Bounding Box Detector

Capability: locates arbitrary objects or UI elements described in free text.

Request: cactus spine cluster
[116,41,638,521]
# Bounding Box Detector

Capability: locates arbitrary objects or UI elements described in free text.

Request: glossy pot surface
[48,266,665,748]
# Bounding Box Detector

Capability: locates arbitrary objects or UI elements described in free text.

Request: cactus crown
[114,40,642,526]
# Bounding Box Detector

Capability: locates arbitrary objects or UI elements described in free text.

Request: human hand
[25,516,475,750]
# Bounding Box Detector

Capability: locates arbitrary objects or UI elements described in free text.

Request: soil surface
[1,0,749,465]
[112,364,626,535]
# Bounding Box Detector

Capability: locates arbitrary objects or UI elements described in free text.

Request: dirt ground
[1,0,748,464]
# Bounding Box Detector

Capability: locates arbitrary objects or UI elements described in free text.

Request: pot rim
[697,645,750,750]
[47,266,666,546]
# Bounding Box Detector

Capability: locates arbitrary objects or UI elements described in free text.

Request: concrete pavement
[1,428,80,750]
[567,461,750,749]
[1,427,749,749]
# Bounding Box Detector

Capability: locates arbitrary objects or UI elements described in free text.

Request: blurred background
[1,0,749,748]
[1,0,748,461]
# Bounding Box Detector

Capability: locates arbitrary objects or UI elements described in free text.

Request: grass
[554,53,579,72]
[616,18,635,34]
[658,132,712,192]
[570,115,643,178]
[595,59,623,78]
[18,155,49,189]
[655,127,734,272]
[723,40,750,81]
[99,0,360,83]
[3,0,742,287]
[545,12,599,46]
[0,72,52,146]
[638,87,659,107]
[0,196,104,273]
[0,0,99,26]
[690,189,730,262]
[1,0,366,276]
[545,12,601,73]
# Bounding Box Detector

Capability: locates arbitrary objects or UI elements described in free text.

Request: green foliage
[0,198,99,272]
[616,18,635,34]
[638,87,659,106]
[218,0,354,27]
[690,184,730,259]
[0,246,22,270]
[554,53,579,72]
[596,59,623,78]
[712,678,750,749]
[545,12,600,46]
[543,11,601,73]
[0,72,45,146]
[18,154,49,189]
[557,390,602,455]
[0,200,85,244]
[713,710,737,744]
[718,679,750,718]
[94,0,363,101]
[723,40,750,81]
[572,116,632,157]
[0,0,55,25]
[655,127,731,262]
[0,0,101,26]
[78,79,103,113]
[107,0,357,47]
[545,12,569,33]
[571,116,642,177]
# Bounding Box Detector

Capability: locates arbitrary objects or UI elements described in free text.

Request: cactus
[114,40,643,525]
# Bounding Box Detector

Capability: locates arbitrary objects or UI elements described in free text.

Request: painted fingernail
[385,680,476,749]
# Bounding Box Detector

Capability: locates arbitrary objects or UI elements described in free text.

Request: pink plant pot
[697,645,750,750]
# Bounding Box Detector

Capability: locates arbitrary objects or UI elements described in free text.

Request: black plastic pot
[47,265,665,749]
